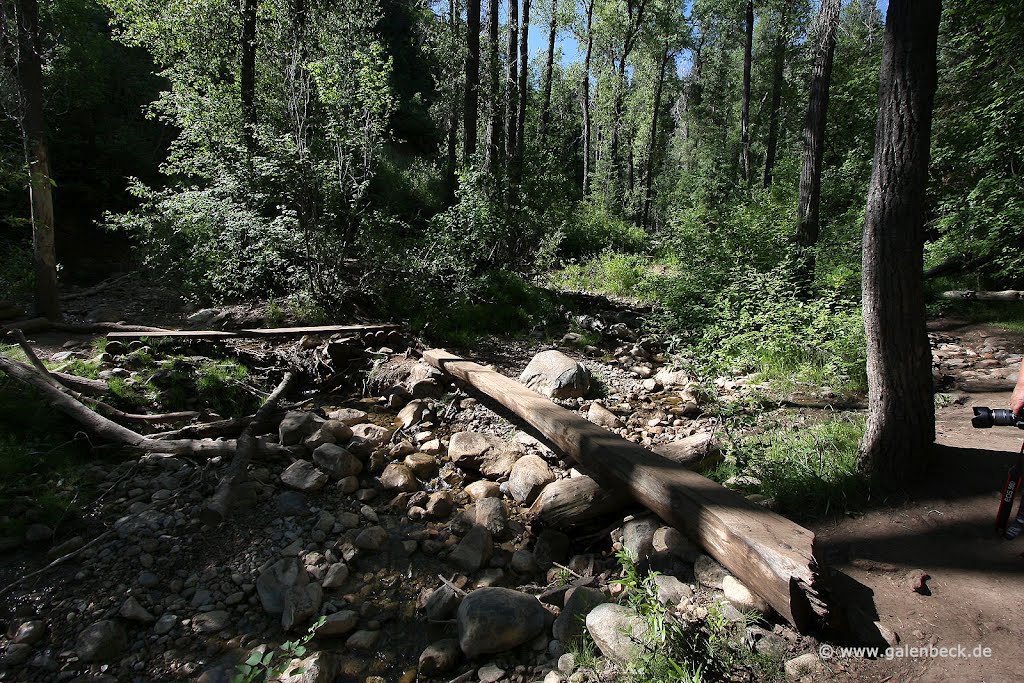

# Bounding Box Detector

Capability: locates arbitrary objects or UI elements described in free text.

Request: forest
[0,0,1023,682]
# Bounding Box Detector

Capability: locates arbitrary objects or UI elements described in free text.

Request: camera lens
[972,407,994,428]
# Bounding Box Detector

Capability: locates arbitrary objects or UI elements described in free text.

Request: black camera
[972,407,1024,429]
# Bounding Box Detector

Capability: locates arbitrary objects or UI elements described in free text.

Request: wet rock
[585,604,648,665]
[419,638,462,677]
[722,576,770,615]
[553,587,606,643]
[76,620,127,662]
[449,526,493,573]
[12,621,45,646]
[508,455,555,504]
[2,644,32,667]
[120,596,155,623]
[380,463,419,492]
[457,588,546,658]
[694,554,728,590]
[587,402,624,429]
[312,444,363,479]
[519,350,591,399]
[257,558,308,615]
[282,583,323,631]
[316,610,359,637]
[279,411,323,446]
[281,460,328,492]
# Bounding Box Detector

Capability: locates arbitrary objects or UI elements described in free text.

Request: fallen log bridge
[423,349,828,632]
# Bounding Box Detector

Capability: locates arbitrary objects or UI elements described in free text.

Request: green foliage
[715,414,868,520]
[549,252,656,300]
[231,617,326,683]
[559,202,650,258]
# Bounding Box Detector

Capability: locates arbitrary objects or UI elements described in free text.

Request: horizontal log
[106,323,400,342]
[424,349,827,632]
[52,371,109,396]
[942,290,1024,301]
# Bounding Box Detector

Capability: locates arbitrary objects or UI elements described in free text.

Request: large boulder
[585,603,649,665]
[76,620,127,662]
[519,350,591,399]
[457,588,546,658]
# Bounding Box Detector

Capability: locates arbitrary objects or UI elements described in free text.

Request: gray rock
[192,610,231,634]
[508,455,555,504]
[283,651,337,683]
[76,620,127,662]
[350,423,393,447]
[404,452,439,479]
[397,400,427,428]
[474,498,508,538]
[465,480,501,501]
[457,588,546,658]
[281,460,328,492]
[418,638,461,677]
[722,576,770,615]
[651,526,699,563]
[12,620,45,645]
[327,408,368,426]
[355,525,389,551]
[652,575,694,606]
[585,603,648,665]
[257,558,308,615]
[154,614,177,635]
[282,583,323,631]
[312,444,363,479]
[587,402,624,429]
[510,548,539,574]
[274,491,311,516]
[449,432,523,477]
[478,663,506,683]
[279,411,323,446]
[694,554,729,590]
[380,463,419,492]
[426,491,454,518]
[622,516,659,565]
[425,584,463,621]
[519,350,591,399]
[784,653,823,680]
[2,644,32,667]
[316,610,359,637]
[120,596,155,623]
[534,529,571,570]
[449,526,493,573]
[322,563,349,589]
[345,629,381,650]
[553,587,606,643]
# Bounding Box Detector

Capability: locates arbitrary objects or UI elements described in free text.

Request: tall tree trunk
[608,0,646,205]
[762,5,789,188]
[240,0,257,154]
[538,0,557,142]
[446,0,459,199]
[464,0,481,162]
[794,0,841,284]
[484,0,502,170]
[581,0,594,195]
[859,0,942,486]
[643,45,670,228]
[513,0,531,178]
[740,0,753,183]
[505,0,519,161]
[14,0,58,319]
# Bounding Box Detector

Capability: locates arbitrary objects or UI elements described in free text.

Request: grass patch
[548,252,659,300]
[713,414,868,520]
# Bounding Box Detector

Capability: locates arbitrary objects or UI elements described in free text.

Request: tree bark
[538,0,557,143]
[14,0,58,320]
[240,0,258,153]
[859,0,942,486]
[794,0,841,285]
[513,0,531,178]
[484,0,502,170]
[642,44,671,228]
[446,0,459,198]
[762,5,789,188]
[464,0,482,162]
[740,0,754,183]
[505,0,519,161]
[581,0,594,194]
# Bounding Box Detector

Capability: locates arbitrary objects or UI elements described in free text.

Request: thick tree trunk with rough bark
[505,0,519,160]
[484,0,502,170]
[740,0,753,183]
[581,0,594,194]
[13,0,58,320]
[859,0,942,486]
[446,0,459,198]
[464,0,481,161]
[538,0,557,142]
[795,0,841,284]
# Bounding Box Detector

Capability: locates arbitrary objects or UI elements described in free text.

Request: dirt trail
[817,322,1024,683]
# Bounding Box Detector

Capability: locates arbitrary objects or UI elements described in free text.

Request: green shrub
[559,201,650,258]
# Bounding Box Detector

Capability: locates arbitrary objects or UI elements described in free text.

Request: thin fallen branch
[0,529,115,599]
[200,371,295,526]
[5,330,198,425]
[60,274,131,301]
[0,354,285,457]
[151,411,287,441]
